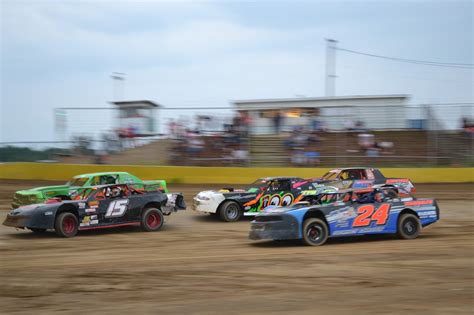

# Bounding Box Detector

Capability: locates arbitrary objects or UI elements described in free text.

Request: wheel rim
[306,224,323,243]
[62,216,75,234]
[147,212,161,228]
[403,218,418,236]
[226,205,239,220]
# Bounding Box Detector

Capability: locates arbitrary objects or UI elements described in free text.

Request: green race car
[11,172,168,208]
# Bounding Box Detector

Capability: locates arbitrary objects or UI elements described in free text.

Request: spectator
[273,111,282,134]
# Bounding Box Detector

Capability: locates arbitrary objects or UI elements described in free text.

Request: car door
[88,187,130,226]
[350,194,391,234]
[261,179,293,208]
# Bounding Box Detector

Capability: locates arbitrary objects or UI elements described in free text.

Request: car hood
[10,203,58,215]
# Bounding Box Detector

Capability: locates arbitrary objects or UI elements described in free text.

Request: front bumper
[249,214,300,240]
[3,214,29,228]
[3,211,54,230]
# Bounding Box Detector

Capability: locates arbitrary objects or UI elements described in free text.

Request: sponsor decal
[333,226,385,236]
[80,222,90,227]
[82,216,91,223]
[292,181,308,189]
[404,200,433,206]
[44,211,53,216]
[418,210,437,218]
[88,201,99,208]
[85,208,96,213]
[90,219,99,225]
[78,202,86,208]
[352,180,374,189]
[386,179,410,184]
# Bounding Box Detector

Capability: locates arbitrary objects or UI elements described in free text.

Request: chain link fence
[1,103,473,167]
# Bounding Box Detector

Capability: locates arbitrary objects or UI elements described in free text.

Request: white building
[233,95,409,134]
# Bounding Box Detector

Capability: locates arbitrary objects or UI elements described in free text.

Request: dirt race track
[0,180,473,314]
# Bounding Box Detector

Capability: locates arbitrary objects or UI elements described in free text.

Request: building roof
[233,94,409,105]
[232,94,409,110]
[111,100,162,108]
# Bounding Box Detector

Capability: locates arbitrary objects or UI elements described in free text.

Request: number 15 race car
[3,184,186,237]
[249,188,439,246]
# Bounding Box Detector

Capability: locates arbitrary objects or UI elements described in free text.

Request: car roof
[328,167,377,172]
[259,176,303,181]
[73,172,130,178]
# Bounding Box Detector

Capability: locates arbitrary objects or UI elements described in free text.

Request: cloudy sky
[1,0,473,142]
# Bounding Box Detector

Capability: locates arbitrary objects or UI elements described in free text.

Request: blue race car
[249,188,439,246]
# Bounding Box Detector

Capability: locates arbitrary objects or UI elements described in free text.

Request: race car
[3,183,186,237]
[249,187,439,246]
[193,177,318,222]
[314,167,416,196]
[11,171,168,208]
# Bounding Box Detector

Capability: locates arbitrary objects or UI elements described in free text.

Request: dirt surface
[0,180,473,314]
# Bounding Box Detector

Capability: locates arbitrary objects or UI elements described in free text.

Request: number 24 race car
[3,184,186,237]
[249,188,439,246]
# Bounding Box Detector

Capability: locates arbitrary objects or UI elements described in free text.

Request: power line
[336,47,474,69]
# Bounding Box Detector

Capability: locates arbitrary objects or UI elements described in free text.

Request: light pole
[325,38,337,97]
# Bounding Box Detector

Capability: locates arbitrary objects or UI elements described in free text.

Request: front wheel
[55,212,79,238]
[141,208,164,232]
[302,218,329,246]
[219,201,242,222]
[397,213,421,239]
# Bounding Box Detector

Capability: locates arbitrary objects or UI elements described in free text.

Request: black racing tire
[397,213,421,239]
[219,201,242,222]
[141,208,164,232]
[55,212,79,238]
[384,189,398,199]
[302,218,329,246]
[30,228,47,234]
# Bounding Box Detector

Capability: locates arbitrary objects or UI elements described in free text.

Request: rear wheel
[219,201,242,222]
[302,218,329,246]
[397,213,421,239]
[55,212,78,238]
[141,208,164,232]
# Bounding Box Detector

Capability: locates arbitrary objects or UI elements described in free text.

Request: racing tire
[302,218,329,246]
[384,189,398,199]
[397,213,421,240]
[30,228,47,234]
[141,208,164,232]
[55,212,79,238]
[219,201,242,222]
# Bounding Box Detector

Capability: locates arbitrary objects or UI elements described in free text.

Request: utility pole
[325,38,337,97]
[111,72,126,101]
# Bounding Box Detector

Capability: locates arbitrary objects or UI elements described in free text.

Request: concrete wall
[1,163,472,184]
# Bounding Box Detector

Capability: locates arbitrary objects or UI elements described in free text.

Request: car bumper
[192,198,218,214]
[3,212,54,230]
[249,214,300,240]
